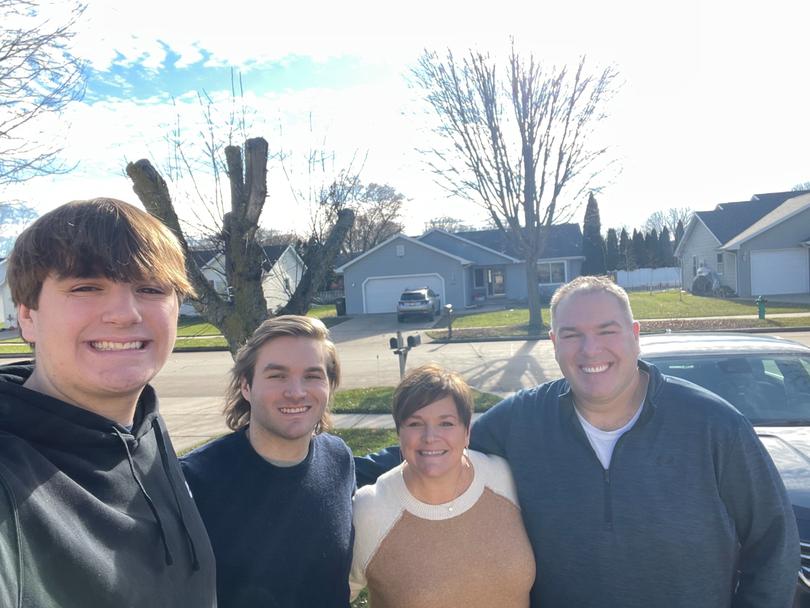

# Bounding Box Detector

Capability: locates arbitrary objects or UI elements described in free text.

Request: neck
[402,456,473,505]
[576,369,649,431]
[248,424,312,464]
[23,370,138,426]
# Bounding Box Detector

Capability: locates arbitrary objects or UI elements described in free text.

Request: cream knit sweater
[350,450,535,607]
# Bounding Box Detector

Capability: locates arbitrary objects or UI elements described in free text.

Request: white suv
[397,288,441,322]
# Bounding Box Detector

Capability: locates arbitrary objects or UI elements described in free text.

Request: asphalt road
[6,315,809,451]
[150,326,810,451]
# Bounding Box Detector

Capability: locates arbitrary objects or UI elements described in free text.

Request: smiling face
[241,336,331,462]
[549,290,642,416]
[18,275,179,423]
[398,395,470,483]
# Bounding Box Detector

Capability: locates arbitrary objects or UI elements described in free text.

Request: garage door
[363,275,444,313]
[751,248,810,295]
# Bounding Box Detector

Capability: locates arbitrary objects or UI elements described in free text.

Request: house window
[473,268,485,288]
[716,252,724,275]
[538,262,566,284]
[396,245,405,257]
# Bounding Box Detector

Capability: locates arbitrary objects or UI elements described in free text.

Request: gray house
[335,224,583,315]
[181,244,306,315]
[675,190,810,297]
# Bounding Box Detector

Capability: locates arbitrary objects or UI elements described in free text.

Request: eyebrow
[260,363,326,374]
[557,320,622,333]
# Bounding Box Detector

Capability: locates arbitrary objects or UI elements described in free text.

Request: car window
[400,292,427,301]
[648,354,810,425]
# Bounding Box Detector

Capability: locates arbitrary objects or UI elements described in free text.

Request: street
[151,324,810,451]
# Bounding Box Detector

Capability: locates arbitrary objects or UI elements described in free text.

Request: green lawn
[332,386,502,414]
[448,290,810,331]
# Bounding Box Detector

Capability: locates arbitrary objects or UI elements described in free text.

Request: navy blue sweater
[470,361,799,608]
[181,430,355,608]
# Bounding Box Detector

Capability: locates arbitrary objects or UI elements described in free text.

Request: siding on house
[341,236,468,314]
[731,206,810,297]
[262,247,306,313]
[678,220,722,289]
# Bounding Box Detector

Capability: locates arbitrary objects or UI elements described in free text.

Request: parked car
[640,333,810,606]
[397,288,441,322]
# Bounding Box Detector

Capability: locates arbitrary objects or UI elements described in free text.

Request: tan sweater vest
[350,451,535,607]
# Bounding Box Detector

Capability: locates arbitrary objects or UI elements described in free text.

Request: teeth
[280,406,309,414]
[91,341,143,351]
[582,363,609,374]
[419,450,446,456]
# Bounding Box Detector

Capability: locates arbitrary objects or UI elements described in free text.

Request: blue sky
[3,0,809,239]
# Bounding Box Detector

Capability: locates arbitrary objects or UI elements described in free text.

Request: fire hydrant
[756,295,767,320]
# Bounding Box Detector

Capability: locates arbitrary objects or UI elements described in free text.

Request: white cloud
[7,0,810,238]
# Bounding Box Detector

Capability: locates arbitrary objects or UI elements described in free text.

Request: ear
[632,320,640,340]
[17,304,37,344]
[240,377,252,403]
[548,329,557,346]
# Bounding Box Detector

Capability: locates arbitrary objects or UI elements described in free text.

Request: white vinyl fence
[613,267,680,290]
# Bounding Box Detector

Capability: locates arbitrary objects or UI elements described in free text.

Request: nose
[101,284,143,325]
[581,333,603,357]
[422,424,438,442]
[283,377,307,401]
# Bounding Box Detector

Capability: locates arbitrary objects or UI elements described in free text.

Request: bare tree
[414,45,618,330]
[792,181,810,192]
[0,0,86,186]
[643,207,692,236]
[343,182,405,254]
[424,216,477,233]
[127,139,270,355]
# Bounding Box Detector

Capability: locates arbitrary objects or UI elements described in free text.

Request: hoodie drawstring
[151,419,201,571]
[112,427,174,566]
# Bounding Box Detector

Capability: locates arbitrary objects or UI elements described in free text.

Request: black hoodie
[0,362,217,608]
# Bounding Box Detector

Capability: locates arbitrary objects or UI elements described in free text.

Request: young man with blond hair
[181,315,355,608]
[471,275,799,607]
[0,198,216,607]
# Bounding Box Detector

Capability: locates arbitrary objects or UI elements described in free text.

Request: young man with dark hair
[0,198,216,607]
[181,315,355,608]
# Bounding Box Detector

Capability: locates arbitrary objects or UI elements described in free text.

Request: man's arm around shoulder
[470,391,523,458]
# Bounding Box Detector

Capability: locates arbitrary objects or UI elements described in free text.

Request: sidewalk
[332,412,485,430]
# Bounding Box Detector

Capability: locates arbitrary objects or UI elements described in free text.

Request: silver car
[640,332,810,606]
[397,288,441,322]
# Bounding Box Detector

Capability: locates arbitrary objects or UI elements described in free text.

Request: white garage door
[363,274,444,314]
[751,248,810,295]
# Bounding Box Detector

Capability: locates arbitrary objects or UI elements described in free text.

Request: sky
[3,0,809,241]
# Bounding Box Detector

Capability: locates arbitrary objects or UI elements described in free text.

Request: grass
[332,386,502,414]
[449,290,810,331]
[332,428,399,455]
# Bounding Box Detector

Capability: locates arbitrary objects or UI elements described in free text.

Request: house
[675,190,810,297]
[335,224,584,315]
[180,244,306,315]
[0,259,16,328]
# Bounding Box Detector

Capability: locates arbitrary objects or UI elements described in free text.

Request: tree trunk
[280,208,355,315]
[127,137,270,357]
[525,258,544,333]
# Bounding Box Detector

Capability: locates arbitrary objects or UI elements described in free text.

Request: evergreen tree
[619,228,633,270]
[632,229,647,268]
[674,219,685,250]
[645,229,659,268]
[605,228,620,271]
[581,192,606,275]
[659,226,674,266]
